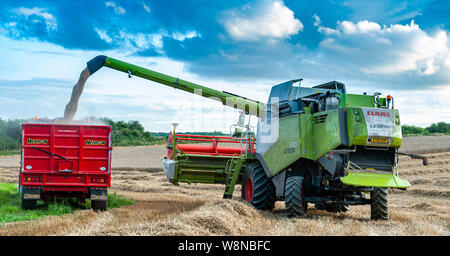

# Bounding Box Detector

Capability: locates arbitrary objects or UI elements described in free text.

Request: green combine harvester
[85,55,427,220]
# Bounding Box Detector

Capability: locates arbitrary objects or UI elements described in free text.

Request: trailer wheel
[241,162,275,210]
[285,176,307,217]
[91,199,108,211]
[370,187,388,220]
[21,198,37,210]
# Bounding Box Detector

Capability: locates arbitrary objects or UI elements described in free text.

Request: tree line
[0,118,167,154]
[1,118,448,155]
[0,118,228,155]
[402,122,449,136]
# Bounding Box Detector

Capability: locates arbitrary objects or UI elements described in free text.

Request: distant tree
[402,125,425,135]
[0,118,23,152]
[98,119,165,146]
[425,122,449,134]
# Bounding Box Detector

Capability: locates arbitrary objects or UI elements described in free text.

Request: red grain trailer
[20,123,112,211]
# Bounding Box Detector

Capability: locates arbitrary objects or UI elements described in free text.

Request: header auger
[70,55,428,220]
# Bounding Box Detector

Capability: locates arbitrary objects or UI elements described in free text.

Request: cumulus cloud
[1,1,448,91]
[314,16,450,76]
[220,0,302,41]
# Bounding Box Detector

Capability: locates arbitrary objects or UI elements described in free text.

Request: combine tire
[241,162,275,210]
[370,187,388,220]
[285,176,307,217]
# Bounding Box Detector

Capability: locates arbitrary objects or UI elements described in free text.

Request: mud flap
[340,172,411,189]
[22,187,41,200]
[90,188,108,201]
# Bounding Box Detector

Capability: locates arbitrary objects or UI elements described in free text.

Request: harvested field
[401,135,450,154]
[0,135,449,236]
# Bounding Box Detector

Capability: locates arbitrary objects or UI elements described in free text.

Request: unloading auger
[84,55,263,116]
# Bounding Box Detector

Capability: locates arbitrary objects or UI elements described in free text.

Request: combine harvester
[75,55,427,220]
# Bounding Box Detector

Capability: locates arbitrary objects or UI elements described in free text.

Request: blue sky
[0,0,449,132]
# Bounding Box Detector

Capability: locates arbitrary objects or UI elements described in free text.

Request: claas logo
[85,140,106,145]
[27,139,48,144]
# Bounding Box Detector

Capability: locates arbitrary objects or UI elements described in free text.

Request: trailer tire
[241,162,275,210]
[371,187,388,220]
[92,199,107,212]
[21,198,37,210]
[285,176,307,217]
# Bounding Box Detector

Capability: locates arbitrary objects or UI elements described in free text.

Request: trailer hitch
[397,152,428,166]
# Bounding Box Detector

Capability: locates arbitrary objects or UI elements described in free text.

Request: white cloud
[95,28,112,43]
[105,2,126,15]
[313,14,321,27]
[95,29,201,53]
[172,30,201,41]
[390,87,450,127]
[94,29,167,53]
[445,56,450,68]
[120,31,164,49]
[313,13,339,35]
[315,17,450,76]
[220,0,302,41]
[13,7,57,31]
[143,3,151,13]
[339,20,381,34]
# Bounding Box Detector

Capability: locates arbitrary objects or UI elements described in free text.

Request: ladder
[223,154,246,199]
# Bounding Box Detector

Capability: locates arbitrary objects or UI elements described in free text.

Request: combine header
[164,125,256,198]
[60,55,428,220]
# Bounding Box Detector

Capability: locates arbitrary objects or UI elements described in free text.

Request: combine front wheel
[241,162,275,210]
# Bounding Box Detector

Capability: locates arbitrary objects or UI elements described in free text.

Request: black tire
[21,198,37,210]
[91,199,108,211]
[241,162,275,210]
[285,176,307,217]
[371,187,388,220]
